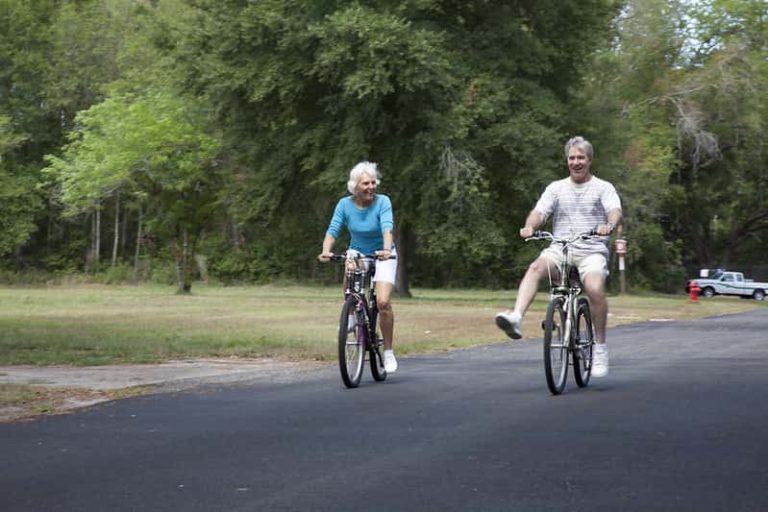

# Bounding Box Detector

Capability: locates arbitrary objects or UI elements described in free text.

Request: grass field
[1,283,764,366]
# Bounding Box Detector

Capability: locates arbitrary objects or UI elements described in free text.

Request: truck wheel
[702,287,715,298]
[753,290,765,301]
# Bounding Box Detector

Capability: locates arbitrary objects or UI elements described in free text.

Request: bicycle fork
[355,304,367,349]
[354,301,379,352]
[559,295,580,361]
[568,296,591,362]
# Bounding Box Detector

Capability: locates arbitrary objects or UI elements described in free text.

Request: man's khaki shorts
[539,247,608,281]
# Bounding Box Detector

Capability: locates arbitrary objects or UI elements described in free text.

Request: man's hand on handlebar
[519,226,535,239]
[595,223,615,236]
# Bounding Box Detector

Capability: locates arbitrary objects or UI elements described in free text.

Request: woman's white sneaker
[592,344,609,378]
[384,350,398,373]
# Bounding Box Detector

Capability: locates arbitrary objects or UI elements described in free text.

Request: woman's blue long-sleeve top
[326,194,394,255]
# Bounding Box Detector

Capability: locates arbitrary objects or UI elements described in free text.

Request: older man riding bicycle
[495,136,623,378]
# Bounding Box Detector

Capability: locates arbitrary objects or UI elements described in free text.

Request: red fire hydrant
[689,280,700,302]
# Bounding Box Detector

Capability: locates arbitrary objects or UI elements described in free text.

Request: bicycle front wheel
[543,297,568,395]
[573,297,594,388]
[338,298,365,388]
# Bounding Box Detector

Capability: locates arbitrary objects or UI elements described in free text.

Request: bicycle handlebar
[327,252,397,262]
[526,230,599,244]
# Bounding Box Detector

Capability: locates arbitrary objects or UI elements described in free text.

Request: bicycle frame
[547,238,582,351]
[330,252,389,388]
[529,230,597,394]
[343,257,379,350]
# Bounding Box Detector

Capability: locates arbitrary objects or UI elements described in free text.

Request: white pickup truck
[688,270,767,301]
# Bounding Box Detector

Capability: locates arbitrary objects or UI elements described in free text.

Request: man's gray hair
[347,161,381,194]
[564,136,593,160]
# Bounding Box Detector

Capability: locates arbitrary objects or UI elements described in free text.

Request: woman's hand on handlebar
[318,250,334,262]
[374,249,393,261]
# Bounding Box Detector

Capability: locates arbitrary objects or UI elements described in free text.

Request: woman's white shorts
[373,248,397,285]
[348,248,398,285]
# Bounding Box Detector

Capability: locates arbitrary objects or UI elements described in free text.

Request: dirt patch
[0,358,331,423]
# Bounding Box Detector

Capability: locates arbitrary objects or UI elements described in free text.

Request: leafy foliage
[175,0,621,286]
[2,0,767,291]
[44,90,224,290]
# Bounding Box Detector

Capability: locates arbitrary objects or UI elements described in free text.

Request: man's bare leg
[513,256,557,316]
[582,273,607,343]
[582,272,610,377]
[496,256,558,339]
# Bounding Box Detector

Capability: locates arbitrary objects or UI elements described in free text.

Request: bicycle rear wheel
[369,341,387,382]
[573,297,594,388]
[338,298,365,388]
[368,309,387,382]
[543,297,568,395]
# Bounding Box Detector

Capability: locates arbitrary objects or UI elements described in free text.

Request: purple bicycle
[330,252,392,388]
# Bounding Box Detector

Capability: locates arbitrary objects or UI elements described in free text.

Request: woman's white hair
[347,161,380,194]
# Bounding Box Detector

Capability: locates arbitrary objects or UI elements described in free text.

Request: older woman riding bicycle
[318,161,399,373]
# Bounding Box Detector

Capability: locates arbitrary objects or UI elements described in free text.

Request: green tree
[0,0,59,261]
[576,0,768,290]
[574,0,691,291]
[676,0,768,269]
[177,0,621,290]
[44,91,223,292]
[0,0,139,269]
[0,116,40,257]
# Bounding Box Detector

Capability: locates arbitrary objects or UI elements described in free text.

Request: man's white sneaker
[495,310,522,340]
[592,344,609,378]
[384,350,398,373]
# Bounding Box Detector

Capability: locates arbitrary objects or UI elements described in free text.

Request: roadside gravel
[0,358,333,422]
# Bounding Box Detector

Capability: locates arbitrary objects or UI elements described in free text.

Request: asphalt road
[2,309,767,512]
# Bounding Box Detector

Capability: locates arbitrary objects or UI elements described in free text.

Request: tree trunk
[134,204,143,271]
[111,193,120,268]
[395,221,413,298]
[46,201,53,254]
[120,200,129,259]
[174,227,192,294]
[84,213,92,273]
[94,202,101,268]
[86,206,102,273]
